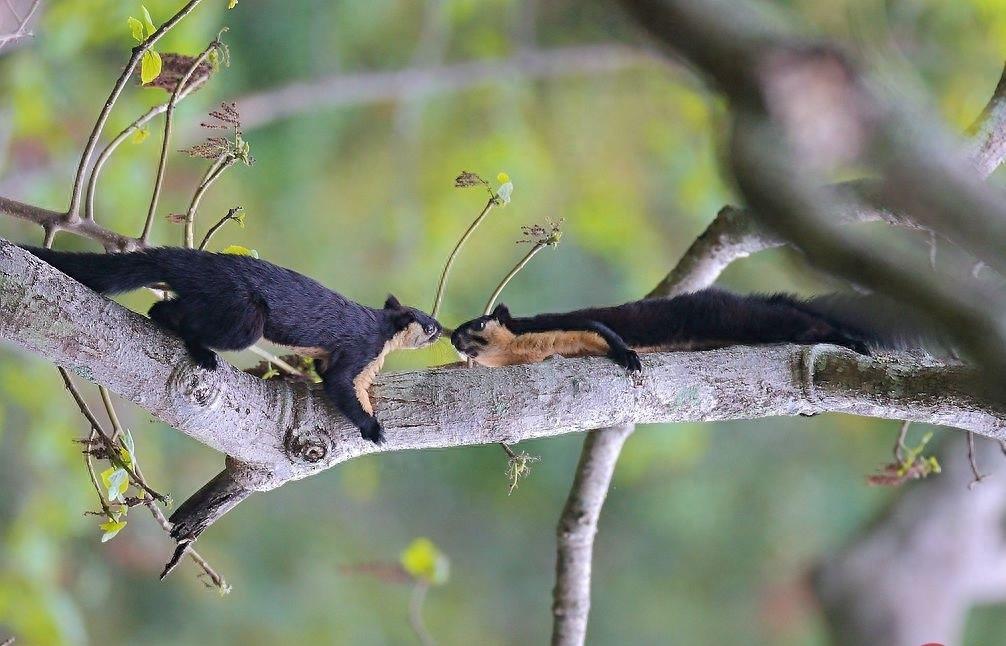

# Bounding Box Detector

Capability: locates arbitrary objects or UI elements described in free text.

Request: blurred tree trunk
[814,436,1006,646]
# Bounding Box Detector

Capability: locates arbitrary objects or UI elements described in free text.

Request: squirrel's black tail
[21,246,166,295]
[801,292,946,353]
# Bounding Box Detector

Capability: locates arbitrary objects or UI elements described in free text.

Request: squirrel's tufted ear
[384,294,403,310]
[491,303,511,323]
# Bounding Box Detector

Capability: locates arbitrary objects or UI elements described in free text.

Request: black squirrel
[22,246,442,444]
[450,289,921,372]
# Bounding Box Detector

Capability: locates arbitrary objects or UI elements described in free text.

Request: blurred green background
[1,0,1005,644]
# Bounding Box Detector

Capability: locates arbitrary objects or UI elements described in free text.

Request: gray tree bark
[1,239,1003,542]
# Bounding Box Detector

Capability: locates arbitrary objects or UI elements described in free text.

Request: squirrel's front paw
[610,347,642,374]
[360,418,385,445]
[187,347,219,370]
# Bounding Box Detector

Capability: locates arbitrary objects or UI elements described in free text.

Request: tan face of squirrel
[451,304,610,367]
[451,308,518,367]
[385,295,443,349]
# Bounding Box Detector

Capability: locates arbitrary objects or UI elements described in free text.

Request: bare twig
[967,431,987,489]
[0,0,39,51]
[197,206,243,251]
[432,196,496,319]
[183,154,236,248]
[484,242,548,315]
[145,501,229,592]
[409,582,435,646]
[893,419,910,462]
[246,344,306,378]
[143,38,222,243]
[85,63,208,223]
[66,0,205,219]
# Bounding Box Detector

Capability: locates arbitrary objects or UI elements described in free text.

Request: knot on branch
[166,362,225,410]
[284,425,330,464]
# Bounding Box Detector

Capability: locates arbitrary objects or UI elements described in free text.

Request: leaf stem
[184,154,235,248]
[431,197,496,319]
[483,242,547,314]
[142,38,221,243]
[198,206,242,250]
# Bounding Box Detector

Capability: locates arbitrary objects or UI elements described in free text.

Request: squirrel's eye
[425,324,435,334]
[474,321,485,331]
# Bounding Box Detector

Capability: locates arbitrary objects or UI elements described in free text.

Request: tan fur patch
[285,345,330,359]
[353,322,430,413]
[471,321,610,367]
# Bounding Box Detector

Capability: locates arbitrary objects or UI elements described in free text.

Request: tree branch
[0,0,40,51]
[551,424,634,646]
[814,435,1006,646]
[0,240,1002,551]
[236,44,661,129]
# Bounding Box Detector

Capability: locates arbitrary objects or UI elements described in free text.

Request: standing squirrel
[23,246,442,444]
[450,289,922,372]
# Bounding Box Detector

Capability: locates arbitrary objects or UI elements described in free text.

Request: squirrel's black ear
[384,294,403,310]
[491,303,511,322]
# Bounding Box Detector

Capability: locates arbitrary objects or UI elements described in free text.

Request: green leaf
[140,49,162,85]
[141,5,156,37]
[101,467,129,502]
[123,430,135,460]
[127,16,145,42]
[496,181,513,205]
[228,0,238,8]
[400,537,449,585]
[100,520,127,542]
[118,430,136,468]
[222,245,259,259]
[131,127,149,144]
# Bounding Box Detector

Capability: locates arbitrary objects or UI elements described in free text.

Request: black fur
[23,246,442,444]
[452,289,911,373]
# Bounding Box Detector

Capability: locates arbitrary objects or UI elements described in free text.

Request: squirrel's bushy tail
[21,246,166,294]
[802,292,945,353]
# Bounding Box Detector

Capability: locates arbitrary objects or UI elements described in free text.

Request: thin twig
[431,197,496,318]
[142,38,221,243]
[483,242,547,315]
[98,385,123,442]
[967,431,987,489]
[57,369,167,503]
[0,0,39,51]
[0,196,141,251]
[184,154,236,248]
[67,0,206,219]
[86,78,206,223]
[408,582,435,646]
[144,498,230,592]
[60,368,114,519]
[246,344,305,377]
[197,206,242,251]
[894,419,910,462]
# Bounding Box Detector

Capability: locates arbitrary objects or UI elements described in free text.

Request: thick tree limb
[551,424,634,646]
[1,240,1003,547]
